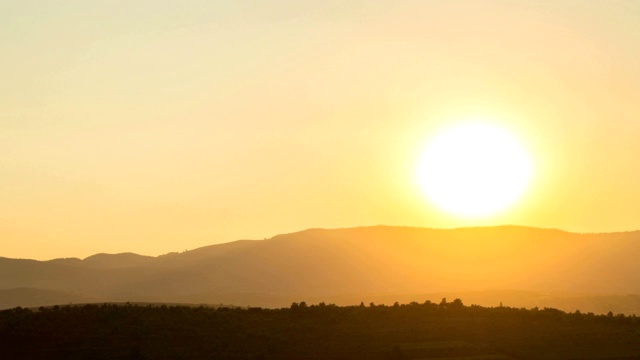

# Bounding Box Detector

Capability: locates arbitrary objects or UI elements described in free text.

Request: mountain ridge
[1,225,639,313]
[6,225,640,263]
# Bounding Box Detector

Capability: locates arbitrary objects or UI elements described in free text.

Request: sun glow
[417,122,533,218]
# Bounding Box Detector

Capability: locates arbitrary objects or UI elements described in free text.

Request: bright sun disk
[417,122,533,218]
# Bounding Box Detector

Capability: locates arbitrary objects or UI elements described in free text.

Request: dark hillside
[1,300,638,359]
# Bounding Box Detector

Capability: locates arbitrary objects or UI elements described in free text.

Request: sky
[2,0,640,260]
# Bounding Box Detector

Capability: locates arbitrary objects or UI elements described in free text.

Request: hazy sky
[3,1,640,260]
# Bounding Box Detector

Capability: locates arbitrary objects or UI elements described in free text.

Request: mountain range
[2,225,640,314]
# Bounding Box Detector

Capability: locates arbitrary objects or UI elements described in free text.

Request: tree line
[0,299,638,359]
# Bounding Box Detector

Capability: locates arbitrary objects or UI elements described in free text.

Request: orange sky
[2,1,640,260]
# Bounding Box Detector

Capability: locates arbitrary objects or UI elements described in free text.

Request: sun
[416,122,533,218]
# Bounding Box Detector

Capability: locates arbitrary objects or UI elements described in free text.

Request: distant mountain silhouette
[82,252,155,269]
[1,226,640,313]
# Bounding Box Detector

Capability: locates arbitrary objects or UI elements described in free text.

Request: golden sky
[2,1,640,260]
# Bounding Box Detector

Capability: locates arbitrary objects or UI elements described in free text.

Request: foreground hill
[1,300,639,359]
[1,226,640,313]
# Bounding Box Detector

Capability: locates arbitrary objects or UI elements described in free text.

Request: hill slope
[1,226,639,312]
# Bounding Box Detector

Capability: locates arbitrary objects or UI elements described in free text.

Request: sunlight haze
[2,1,640,260]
